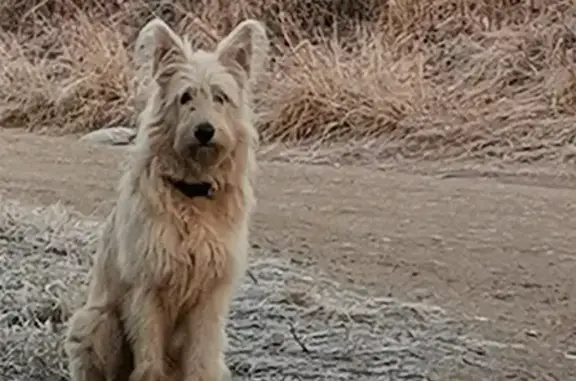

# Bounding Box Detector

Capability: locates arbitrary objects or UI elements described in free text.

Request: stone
[80,126,136,146]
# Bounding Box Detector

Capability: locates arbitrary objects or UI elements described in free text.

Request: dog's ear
[216,20,269,82]
[138,18,186,82]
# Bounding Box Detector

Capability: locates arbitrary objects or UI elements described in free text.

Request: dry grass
[1,0,576,161]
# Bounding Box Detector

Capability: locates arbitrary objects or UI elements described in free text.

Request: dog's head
[139,18,268,176]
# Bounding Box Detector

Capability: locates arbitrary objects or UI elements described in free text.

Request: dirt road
[1,129,575,378]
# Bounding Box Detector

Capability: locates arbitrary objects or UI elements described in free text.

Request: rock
[80,126,136,146]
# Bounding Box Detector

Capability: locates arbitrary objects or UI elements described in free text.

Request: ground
[1,129,575,380]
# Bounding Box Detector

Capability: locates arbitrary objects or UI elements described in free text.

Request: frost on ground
[0,199,526,381]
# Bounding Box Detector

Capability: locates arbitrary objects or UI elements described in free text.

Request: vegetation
[1,0,576,161]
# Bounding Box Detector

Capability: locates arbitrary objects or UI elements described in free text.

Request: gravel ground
[0,199,538,381]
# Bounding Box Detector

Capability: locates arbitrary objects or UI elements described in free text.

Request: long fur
[64,18,269,381]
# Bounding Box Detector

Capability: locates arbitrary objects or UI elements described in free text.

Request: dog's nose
[194,122,215,145]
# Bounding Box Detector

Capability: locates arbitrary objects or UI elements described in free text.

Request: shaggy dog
[64,17,269,381]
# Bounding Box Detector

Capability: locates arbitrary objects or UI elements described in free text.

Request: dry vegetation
[1,0,576,162]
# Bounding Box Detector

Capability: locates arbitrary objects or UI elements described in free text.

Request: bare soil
[1,129,575,380]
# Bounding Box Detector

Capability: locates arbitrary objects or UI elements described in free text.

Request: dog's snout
[194,122,215,145]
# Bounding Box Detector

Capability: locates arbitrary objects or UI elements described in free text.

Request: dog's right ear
[138,18,186,82]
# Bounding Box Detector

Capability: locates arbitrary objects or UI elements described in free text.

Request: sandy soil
[1,129,575,379]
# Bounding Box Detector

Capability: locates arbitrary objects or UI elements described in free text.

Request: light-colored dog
[64,17,269,381]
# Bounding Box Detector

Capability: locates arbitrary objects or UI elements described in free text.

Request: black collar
[165,178,214,199]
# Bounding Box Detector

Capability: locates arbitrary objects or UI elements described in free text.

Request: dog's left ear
[138,18,187,83]
[216,20,269,82]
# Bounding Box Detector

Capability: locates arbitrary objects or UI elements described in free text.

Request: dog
[64,17,269,381]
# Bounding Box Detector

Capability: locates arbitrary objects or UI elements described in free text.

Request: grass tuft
[1,0,576,161]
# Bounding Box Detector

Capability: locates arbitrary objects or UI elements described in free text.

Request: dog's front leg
[125,289,168,381]
[181,286,233,381]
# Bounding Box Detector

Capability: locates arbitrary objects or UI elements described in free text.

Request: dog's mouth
[196,140,215,148]
[195,142,217,152]
[187,143,222,166]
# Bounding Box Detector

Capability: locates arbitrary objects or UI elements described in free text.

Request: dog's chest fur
[144,189,247,311]
[115,166,252,319]
[159,215,236,296]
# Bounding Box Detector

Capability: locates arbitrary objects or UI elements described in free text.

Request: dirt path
[1,129,575,378]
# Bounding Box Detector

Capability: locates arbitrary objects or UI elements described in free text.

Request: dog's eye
[180,91,193,105]
[213,92,229,105]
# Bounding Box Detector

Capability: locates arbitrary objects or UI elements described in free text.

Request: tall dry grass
[1,0,576,161]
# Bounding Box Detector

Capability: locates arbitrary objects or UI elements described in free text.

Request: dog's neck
[164,177,215,199]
